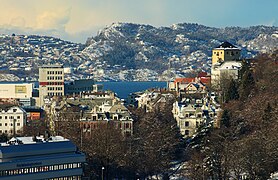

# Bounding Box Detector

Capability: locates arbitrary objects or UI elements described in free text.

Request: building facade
[0,105,26,136]
[46,91,134,137]
[211,42,242,88]
[172,96,220,137]
[0,83,34,99]
[0,136,85,180]
[64,79,95,95]
[212,41,241,65]
[39,65,64,106]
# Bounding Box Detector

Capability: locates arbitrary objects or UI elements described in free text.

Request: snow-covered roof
[214,41,240,50]
[218,61,242,70]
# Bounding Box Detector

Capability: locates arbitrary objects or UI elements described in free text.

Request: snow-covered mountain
[83,23,278,79]
[0,23,277,81]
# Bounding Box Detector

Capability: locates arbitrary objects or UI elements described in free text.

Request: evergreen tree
[239,66,255,100]
[239,60,250,80]
[221,109,230,128]
[224,79,239,103]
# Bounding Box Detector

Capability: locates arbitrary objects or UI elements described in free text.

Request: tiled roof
[174,78,195,84]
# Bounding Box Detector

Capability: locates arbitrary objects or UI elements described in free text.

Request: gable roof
[215,41,238,49]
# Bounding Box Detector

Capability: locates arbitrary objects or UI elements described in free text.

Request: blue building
[0,136,85,180]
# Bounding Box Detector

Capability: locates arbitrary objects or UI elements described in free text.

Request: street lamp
[101,166,105,180]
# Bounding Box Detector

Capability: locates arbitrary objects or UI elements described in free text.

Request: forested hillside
[186,50,278,179]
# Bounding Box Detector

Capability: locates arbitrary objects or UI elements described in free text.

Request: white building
[211,61,242,87]
[0,105,26,136]
[0,136,86,180]
[39,65,64,106]
[172,96,221,137]
[136,91,175,112]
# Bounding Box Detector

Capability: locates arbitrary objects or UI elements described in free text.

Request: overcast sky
[0,0,277,43]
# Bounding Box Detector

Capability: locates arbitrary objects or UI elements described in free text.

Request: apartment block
[39,65,64,106]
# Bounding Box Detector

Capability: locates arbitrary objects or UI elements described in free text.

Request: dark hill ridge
[0,22,277,81]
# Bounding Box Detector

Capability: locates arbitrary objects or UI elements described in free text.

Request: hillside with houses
[0,23,277,81]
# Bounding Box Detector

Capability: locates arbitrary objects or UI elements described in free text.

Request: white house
[0,105,27,136]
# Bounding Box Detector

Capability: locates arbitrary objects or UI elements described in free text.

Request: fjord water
[100,81,167,100]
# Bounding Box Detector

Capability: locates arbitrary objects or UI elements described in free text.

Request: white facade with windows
[211,61,242,88]
[0,106,26,136]
[0,136,85,180]
[39,65,64,106]
[172,97,219,137]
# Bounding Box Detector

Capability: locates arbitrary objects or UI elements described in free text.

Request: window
[185,121,189,127]
[17,123,20,126]
[185,130,190,136]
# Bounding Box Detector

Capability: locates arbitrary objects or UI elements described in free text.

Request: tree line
[185,50,278,180]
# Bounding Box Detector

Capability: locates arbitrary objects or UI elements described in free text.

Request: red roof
[200,77,211,84]
[174,78,195,84]
[198,72,208,77]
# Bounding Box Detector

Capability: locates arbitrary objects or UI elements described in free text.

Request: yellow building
[212,41,241,65]
[0,83,33,99]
